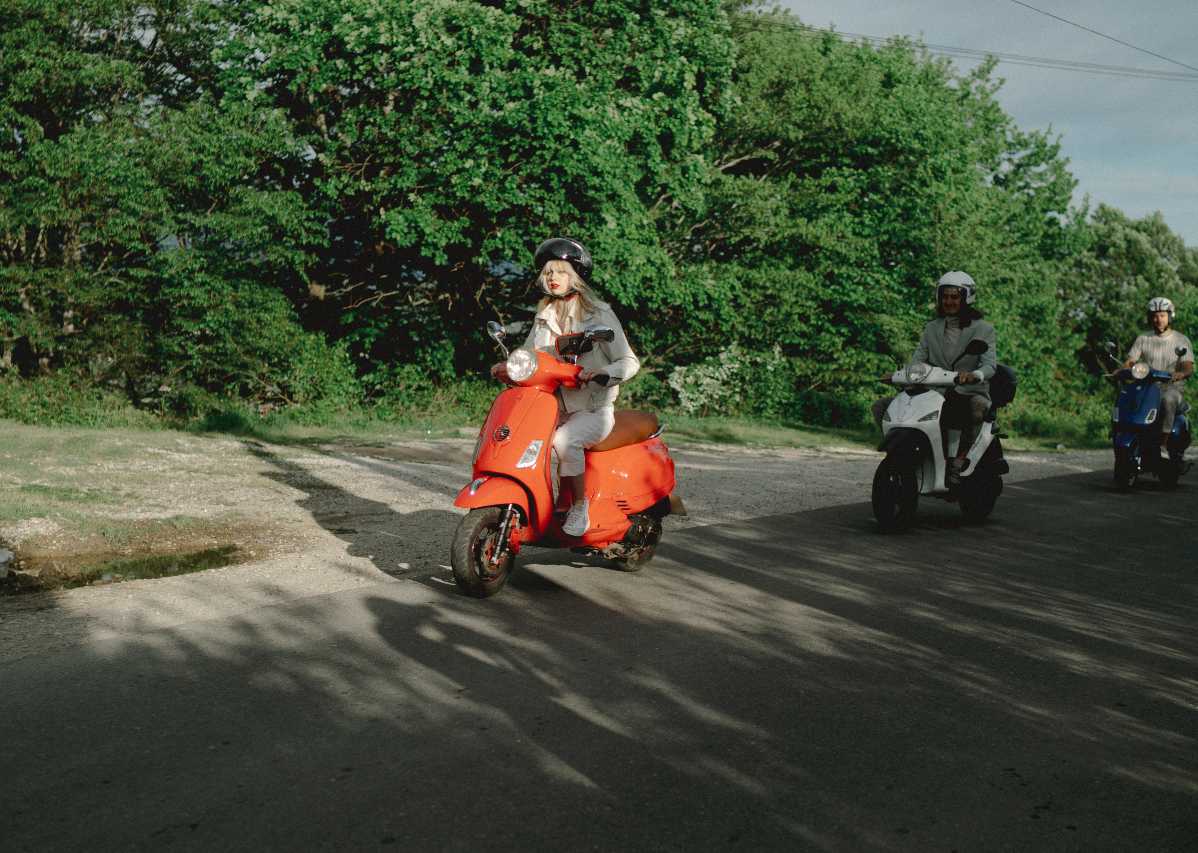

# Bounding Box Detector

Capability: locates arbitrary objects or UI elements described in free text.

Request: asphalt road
[2,449,1196,851]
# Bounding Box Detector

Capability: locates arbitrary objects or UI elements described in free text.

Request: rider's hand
[577,368,596,382]
[957,370,980,385]
[1172,371,1188,382]
[490,362,509,382]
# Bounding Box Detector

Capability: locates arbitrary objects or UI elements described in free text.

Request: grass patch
[187,402,477,446]
[18,483,115,504]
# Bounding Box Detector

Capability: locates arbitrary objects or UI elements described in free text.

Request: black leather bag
[990,363,1017,408]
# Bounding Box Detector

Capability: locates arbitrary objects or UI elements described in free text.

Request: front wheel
[872,456,919,533]
[451,507,516,598]
[1113,449,1137,492]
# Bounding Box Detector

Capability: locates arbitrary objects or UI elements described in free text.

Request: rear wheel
[610,515,662,572]
[451,507,516,598]
[872,456,919,533]
[960,474,1002,523]
[1158,459,1180,490]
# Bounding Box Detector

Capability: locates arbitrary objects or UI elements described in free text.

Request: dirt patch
[331,442,472,465]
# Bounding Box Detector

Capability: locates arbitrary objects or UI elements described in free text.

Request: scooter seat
[591,410,660,452]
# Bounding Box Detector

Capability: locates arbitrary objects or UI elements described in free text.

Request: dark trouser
[943,392,990,457]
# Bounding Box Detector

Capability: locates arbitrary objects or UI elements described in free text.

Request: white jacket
[520,301,640,413]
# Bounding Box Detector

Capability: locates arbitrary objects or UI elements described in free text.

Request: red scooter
[451,322,682,597]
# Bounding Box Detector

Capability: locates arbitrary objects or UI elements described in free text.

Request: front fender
[1113,430,1138,450]
[878,428,929,461]
[454,476,531,516]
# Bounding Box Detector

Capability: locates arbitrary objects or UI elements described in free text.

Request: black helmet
[533,237,593,284]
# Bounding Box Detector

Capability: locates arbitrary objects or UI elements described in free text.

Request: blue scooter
[1106,343,1192,490]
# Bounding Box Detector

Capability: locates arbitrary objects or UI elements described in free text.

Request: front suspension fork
[483,504,523,577]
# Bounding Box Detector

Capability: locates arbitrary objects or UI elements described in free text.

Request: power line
[739,19,1198,83]
[1006,0,1198,73]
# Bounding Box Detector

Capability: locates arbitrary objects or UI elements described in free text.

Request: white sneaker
[562,499,590,537]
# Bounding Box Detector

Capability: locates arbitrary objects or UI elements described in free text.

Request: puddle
[1,544,245,594]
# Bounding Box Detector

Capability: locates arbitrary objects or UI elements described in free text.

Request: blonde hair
[535,260,605,330]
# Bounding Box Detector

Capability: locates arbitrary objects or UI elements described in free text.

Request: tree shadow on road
[2,465,1195,850]
[242,439,464,583]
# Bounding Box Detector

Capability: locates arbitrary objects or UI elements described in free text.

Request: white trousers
[553,406,615,477]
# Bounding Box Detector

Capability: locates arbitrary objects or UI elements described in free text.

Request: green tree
[1062,204,1198,372]
[215,0,735,384]
[0,0,343,410]
[659,11,1083,423]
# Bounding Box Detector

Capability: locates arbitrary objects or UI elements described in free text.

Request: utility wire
[739,19,1198,83]
[1006,0,1198,73]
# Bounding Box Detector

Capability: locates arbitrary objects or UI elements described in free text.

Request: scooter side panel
[586,438,675,509]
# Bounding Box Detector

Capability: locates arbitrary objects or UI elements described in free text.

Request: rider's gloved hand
[490,362,510,382]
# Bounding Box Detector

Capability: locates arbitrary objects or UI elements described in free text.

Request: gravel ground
[0,434,1108,662]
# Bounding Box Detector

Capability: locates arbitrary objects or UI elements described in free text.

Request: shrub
[0,374,160,429]
[667,345,794,417]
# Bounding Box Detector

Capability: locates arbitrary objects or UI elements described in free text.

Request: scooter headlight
[506,349,537,382]
[905,363,931,384]
[1131,362,1150,380]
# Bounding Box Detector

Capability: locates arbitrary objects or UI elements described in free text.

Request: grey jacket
[911,316,998,403]
[521,301,640,413]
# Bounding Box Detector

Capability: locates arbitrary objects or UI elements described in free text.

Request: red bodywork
[454,351,675,550]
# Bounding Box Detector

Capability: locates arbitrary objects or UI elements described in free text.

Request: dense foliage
[1,1,1194,436]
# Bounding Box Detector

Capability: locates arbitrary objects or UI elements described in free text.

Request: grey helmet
[1147,296,1175,322]
[936,270,976,305]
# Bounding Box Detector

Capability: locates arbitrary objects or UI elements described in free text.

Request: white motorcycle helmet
[1147,296,1174,322]
[936,270,976,305]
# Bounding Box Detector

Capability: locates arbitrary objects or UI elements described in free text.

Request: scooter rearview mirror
[965,339,989,355]
[1177,346,1189,357]
[486,321,505,341]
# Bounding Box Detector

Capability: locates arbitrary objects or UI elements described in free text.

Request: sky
[778,0,1198,246]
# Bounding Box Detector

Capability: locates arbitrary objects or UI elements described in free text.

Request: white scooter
[872,340,1015,532]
